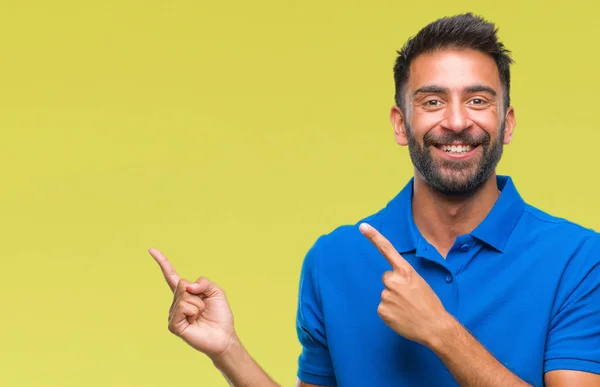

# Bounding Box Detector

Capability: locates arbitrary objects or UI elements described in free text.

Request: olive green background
[1,1,598,386]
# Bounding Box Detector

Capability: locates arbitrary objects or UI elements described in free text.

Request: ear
[390,105,408,146]
[503,106,516,144]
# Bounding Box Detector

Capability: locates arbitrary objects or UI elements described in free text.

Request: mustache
[423,131,490,147]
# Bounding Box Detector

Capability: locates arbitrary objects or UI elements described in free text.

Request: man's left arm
[358,223,600,387]
[541,233,600,386]
[545,370,600,387]
[428,314,600,386]
[428,315,530,386]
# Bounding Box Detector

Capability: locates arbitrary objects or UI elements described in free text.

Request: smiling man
[150,13,600,387]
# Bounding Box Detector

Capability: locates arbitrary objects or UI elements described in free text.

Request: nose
[442,102,470,132]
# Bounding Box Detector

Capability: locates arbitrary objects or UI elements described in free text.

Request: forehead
[408,49,502,93]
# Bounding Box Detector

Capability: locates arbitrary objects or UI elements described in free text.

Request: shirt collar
[470,175,525,252]
[381,175,525,254]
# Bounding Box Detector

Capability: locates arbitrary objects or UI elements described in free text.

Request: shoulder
[305,206,389,265]
[520,203,597,240]
[519,203,600,262]
[522,203,594,230]
[310,215,378,256]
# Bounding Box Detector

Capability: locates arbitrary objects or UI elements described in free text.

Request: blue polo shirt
[296,175,600,387]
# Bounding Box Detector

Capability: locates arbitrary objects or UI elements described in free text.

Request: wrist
[210,332,245,369]
[209,332,279,387]
[425,312,461,353]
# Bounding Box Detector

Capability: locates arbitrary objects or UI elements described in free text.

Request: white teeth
[441,144,473,154]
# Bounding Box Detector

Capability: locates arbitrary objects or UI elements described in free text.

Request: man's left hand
[359,222,453,347]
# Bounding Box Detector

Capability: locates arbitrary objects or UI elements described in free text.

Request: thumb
[186,277,223,297]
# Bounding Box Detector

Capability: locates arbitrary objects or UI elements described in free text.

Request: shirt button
[445,274,453,283]
[460,244,470,252]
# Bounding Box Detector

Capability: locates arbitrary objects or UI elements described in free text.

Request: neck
[412,172,500,258]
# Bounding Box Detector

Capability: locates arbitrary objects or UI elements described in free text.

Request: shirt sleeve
[544,233,600,374]
[296,237,337,386]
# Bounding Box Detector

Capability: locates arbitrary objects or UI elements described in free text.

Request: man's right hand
[149,248,236,360]
[149,248,323,387]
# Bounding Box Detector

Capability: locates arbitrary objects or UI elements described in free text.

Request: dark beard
[406,121,505,197]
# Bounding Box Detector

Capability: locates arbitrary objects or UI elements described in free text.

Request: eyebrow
[465,85,497,96]
[412,84,497,98]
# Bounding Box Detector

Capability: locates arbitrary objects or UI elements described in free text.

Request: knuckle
[382,270,393,285]
[180,278,191,286]
[380,288,388,301]
[176,299,189,310]
[378,241,391,252]
[181,291,193,301]
[400,267,413,279]
[188,297,202,309]
[383,272,400,288]
[175,279,191,294]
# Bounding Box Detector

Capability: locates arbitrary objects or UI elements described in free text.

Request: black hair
[393,13,514,112]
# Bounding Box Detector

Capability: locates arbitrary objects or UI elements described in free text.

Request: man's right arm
[210,334,333,387]
[149,247,335,387]
[296,380,333,387]
[209,334,279,387]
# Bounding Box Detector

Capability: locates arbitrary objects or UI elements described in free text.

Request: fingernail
[359,223,370,232]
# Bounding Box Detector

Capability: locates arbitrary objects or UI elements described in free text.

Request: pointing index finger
[358,223,411,271]
[148,248,180,292]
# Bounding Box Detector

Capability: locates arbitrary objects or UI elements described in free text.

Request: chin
[426,171,487,197]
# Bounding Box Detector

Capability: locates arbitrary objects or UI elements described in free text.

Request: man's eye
[425,100,440,106]
[469,98,487,105]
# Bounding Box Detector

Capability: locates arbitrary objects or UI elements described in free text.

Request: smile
[437,144,474,154]
[432,143,480,160]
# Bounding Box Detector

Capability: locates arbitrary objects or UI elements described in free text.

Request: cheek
[411,112,444,138]
[470,111,501,137]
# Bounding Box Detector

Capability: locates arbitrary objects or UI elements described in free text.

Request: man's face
[391,49,515,196]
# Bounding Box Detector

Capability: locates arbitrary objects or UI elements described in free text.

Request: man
[150,13,600,387]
